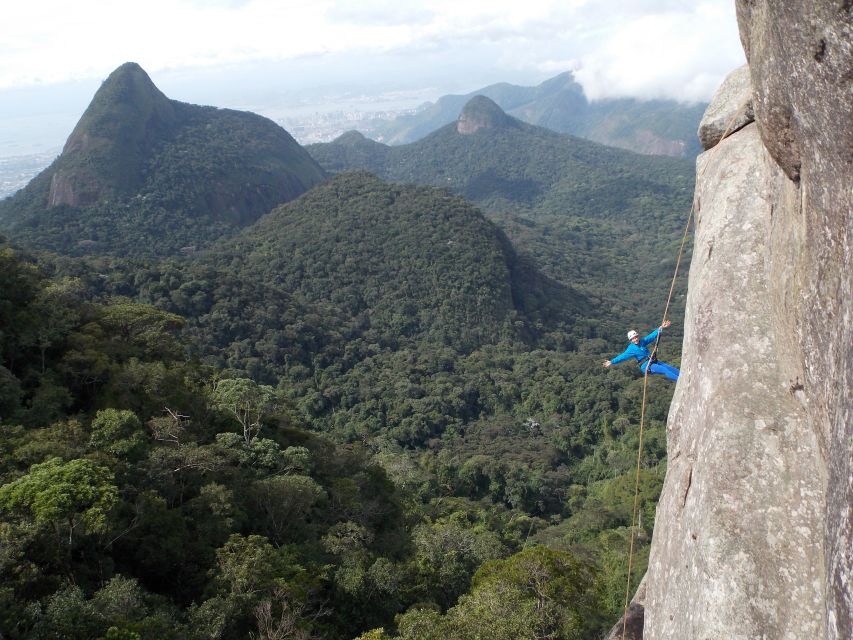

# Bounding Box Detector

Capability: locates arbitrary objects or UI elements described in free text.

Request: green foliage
[89,409,146,459]
[0,96,688,640]
[465,546,602,637]
[386,546,602,640]
[0,64,326,257]
[0,457,118,543]
[99,173,582,407]
[214,534,293,597]
[21,574,180,640]
[307,115,693,336]
[250,475,325,544]
[355,629,393,640]
[101,628,142,640]
[210,378,282,444]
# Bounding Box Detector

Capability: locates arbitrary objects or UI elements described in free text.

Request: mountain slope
[309,97,691,217]
[307,98,694,326]
[0,62,326,256]
[127,171,582,384]
[369,71,706,157]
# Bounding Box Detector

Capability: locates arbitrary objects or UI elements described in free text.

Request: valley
[0,62,694,640]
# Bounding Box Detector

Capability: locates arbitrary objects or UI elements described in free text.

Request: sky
[0,0,746,155]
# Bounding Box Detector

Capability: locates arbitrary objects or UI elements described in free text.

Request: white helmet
[627,330,639,340]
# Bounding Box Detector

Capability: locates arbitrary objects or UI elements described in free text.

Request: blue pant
[641,361,680,381]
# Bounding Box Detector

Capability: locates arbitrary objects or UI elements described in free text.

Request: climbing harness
[620,104,750,640]
[638,353,658,366]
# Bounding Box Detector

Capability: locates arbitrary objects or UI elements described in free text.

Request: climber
[603,319,679,381]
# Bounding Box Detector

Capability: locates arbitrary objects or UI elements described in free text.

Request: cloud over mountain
[2,1,744,103]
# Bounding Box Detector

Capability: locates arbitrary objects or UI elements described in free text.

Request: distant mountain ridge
[307,97,694,325]
[307,97,692,220]
[0,62,326,256]
[369,71,706,157]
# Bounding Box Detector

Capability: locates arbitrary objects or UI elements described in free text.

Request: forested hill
[307,96,691,220]
[0,62,326,257]
[365,71,706,157]
[0,213,673,639]
[0,75,689,640]
[307,97,694,328]
[121,171,583,387]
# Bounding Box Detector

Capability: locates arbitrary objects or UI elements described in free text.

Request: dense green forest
[0,70,692,639]
[0,173,681,640]
[307,101,694,324]
[0,228,674,638]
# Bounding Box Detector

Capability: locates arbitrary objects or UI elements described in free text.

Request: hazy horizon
[1,1,744,159]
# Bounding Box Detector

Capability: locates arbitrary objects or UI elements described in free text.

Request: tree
[210,378,281,444]
[250,475,325,544]
[84,302,186,363]
[0,457,118,546]
[251,586,315,640]
[448,546,603,640]
[89,408,147,459]
[214,534,293,597]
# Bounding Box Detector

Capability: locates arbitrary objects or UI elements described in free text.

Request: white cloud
[572,2,745,101]
[0,0,413,87]
[0,0,744,102]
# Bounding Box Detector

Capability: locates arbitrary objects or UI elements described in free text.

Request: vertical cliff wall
[636,3,851,639]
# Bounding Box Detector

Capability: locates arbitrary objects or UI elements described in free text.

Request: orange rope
[620,103,747,639]
[621,203,694,639]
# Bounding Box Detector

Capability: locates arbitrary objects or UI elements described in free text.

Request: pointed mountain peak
[456,95,512,135]
[80,61,175,129]
[49,62,178,207]
[106,61,154,83]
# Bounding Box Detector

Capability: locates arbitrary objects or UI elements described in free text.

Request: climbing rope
[620,204,694,640]
[620,104,749,640]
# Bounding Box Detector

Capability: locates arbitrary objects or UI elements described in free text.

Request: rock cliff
[456,96,516,135]
[48,62,178,207]
[619,4,851,639]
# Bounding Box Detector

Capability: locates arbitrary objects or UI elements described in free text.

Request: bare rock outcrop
[644,122,825,640]
[735,6,853,635]
[457,96,514,135]
[604,579,646,640]
[639,4,852,639]
[697,65,753,150]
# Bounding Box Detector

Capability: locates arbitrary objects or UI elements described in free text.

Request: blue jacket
[610,328,661,368]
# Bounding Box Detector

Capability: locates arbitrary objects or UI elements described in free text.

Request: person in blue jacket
[603,319,679,381]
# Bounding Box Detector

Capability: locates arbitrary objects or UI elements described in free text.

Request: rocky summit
[0,62,326,256]
[456,96,516,135]
[48,62,178,207]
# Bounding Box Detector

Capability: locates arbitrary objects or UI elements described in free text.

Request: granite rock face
[734,6,853,636]
[697,65,754,151]
[640,4,852,639]
[604,579,646,640]
[644,123,825,640]
[456,96,515,135]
